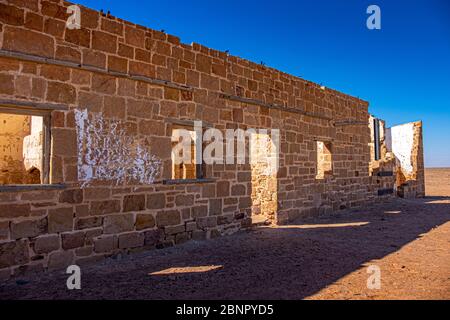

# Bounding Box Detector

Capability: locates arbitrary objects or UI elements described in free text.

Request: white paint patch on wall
[75,109,161,187]
[386,123,415,175]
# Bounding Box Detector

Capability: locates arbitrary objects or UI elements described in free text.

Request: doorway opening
[250,132,278,225]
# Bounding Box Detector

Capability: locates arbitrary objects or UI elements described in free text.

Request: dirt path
[0,169,449,300]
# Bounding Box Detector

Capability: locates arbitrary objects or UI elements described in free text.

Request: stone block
[135,213,155,230]
[175,194,194,206]
[94,235,117,253]
[231,184,246,196]
[55,45,81,63]
[3,26,54,58]
[48,251,74,270]
[0,3,24,26]
[217,181,230,197]
[123,194,145,212]
[59,189,83,204]
[34,234,60,254]
[92,30,117,54]
[209,199,222,216]
[103,214,134,234]
[192,230,207,241]
[76,216,103,230]
[78,91,103,112]
[48,207,73,233]
[144,229,163,246]
[90,200,121,215]
[0,203,30,219]
[61,231,85,250]
[46,82,76,104]
[147,193,166,209]
[0,240,29,268]
[0,221,9,240]
[175,233,189,244]
[185,221,197,232]
[84,187,110,200]
[125,25,145,48]
[11,217,47,239]
[0,74,14,95]
[83,49,106,69]
[75,246,93,257]
[156,210,181,227]
[52,128,77,156]
[164,224,185,235]
[118,232,144,249]
[92,73,116,94]
[101,18,123,36]
[218,214,234,225]
[239,197,252,210]
[103,96,126,119]
[65,28,91,48]
[197,217,217,229]
[192,206,208,218]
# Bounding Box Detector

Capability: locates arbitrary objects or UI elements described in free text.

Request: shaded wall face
[0,114,42,185]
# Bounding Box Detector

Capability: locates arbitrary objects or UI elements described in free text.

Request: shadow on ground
[1,197,449,299]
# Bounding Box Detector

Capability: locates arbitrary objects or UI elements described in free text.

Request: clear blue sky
[76,0,450,167]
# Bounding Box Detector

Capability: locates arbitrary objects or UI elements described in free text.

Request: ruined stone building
[0,0,424,278]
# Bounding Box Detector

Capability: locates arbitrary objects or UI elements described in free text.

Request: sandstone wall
[0,0,398,279]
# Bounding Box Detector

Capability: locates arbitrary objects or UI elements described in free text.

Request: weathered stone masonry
[0,0,424,279]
